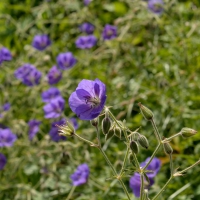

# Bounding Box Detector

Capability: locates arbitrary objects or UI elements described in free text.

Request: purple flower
[47,66,62,85]
[79,23,95,34]
[148,0,164,15]
[0,128,17,147]
[129,157,161,198]
[43,97,65,118]
[102,24,117,40]
[84,0,91,6]
[28,120,41,140]
[0,52,3,65]
[32,35,51,51]
[75,35,97,49]
[56,52,77,70]
[0,153,6,170]
[70,163,90,186]
[69,79,106,120]
[69,117,78,130]
[15,64,42,86]
[0,47,12,61]
[41,87,61,103]
[2,103,10,111]
[49,119,66,142]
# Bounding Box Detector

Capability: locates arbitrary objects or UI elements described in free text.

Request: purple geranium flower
[70,163,90,186]
[75,35,97,49]
[102,24,117,40]
[15,64,42,86]
[129,157,161,198]
[0,128,17,147]
[43,97,65,118]
[32,35,51,51]
[0,153,6,170]
[28,120,41,140]
[2,103,10,111]
[148,0,164,15]
[79,23,95,34]
[56,52,77,70]
[69,79,106,120]
[0,47,12,61]
[84,0,91,6]
[49,119,66,142]
[47,66,62,85]
[41,87,61,103]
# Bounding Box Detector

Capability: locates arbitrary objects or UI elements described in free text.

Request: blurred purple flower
[49,119,66,142]
[0,47,12,61]
[69,117,78,130]
[47,66,62,85]
[32,35,51,51]
[70,163,90,186]
[41,87,61,103]
[129,157,161,197]
[0,153,6,170]
[15,64,42,86]
[148,0,164,15]
[84,0,91,6]
[0,128,17,147]
[75,35,97,49]
[28,120,41,140]
[69,79,106,120]
[43,97,65,118]
[0,52,3,65]
[102,24,117,40]
[2,103,10,111]
[56,52,77,70]
[79,23,95,34]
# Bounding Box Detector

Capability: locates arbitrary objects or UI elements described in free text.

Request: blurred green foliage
[1,0,200,199]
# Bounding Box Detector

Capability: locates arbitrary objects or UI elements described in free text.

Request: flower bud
[102,117,112,135]
[57,121,74,136]
[90,118,98,127]
[114,127,121,139]
[130,140,139,154]
[181,127,197,138]
[163,142,173,155]
[137,134,149,149]
[138,102,154,121]
[105,128,115,141]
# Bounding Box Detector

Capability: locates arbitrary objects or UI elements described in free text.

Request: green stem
[74,133,95,146]
[169,154,174,176]
[178,159,200,174]
[150,119,162,142]
[66,186,76,200]
[96,126,102,148]
[140,174,144,200]
[120,146,129,176]
[163,132,182,142]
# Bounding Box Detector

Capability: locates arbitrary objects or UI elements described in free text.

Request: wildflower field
[1,0,200,199]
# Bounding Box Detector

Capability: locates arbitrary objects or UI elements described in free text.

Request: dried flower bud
[181,127,197,138]
[114,127,121,138]
[130,140,139,154]
[57,121,75,136]
[102,117,112,135]
[105,128,115,141]
[137,134,149,149]
[138,102,154,121]
[163,142,173,155]
[90,118,98,127]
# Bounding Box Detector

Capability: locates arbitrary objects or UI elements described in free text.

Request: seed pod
[105,129,115,141]
[130,140,139,154]
[90,118,98,127]
[102,117,112,135]
[181,127,197,138]
[138,102,154,121]
[163,142,173,155]
[137,135,149,149]
[114,127,121,139]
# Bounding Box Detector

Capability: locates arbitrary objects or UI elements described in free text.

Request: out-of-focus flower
[0,153,6,170]
[0,52,3,65]
[2,103,10,111]
[28,120,41,140]
[148,0,164,15]
[75,35,97,49]
[43,97,65,118]
[15,64,42,86]
[49,119,66,142]
[84,0,91,6]
[69,117,78,130]
[41,87,61,103]
[102,24,117,40]
[70,163,90,186]
[69,79,106,120]
[0,128,17,147]
[0,47,12,61]
[56,52,77,70]
[47,66,62,85]
[79,23,95,34]
[32,35,51,51]
[129,157,161,197]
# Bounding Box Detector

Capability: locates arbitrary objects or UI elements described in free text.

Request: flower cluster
[129,157,161,197]
[0,47,12,65]
[15,64,42,86]
[70,163,90,186]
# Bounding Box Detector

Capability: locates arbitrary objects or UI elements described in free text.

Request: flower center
[86,97,100,108]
